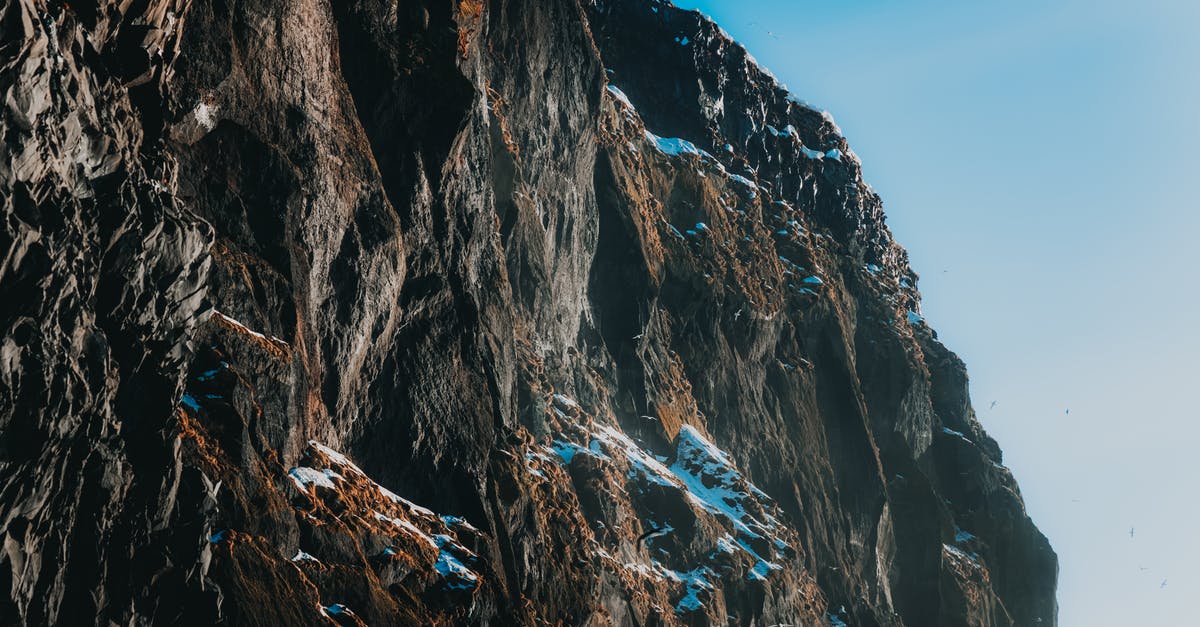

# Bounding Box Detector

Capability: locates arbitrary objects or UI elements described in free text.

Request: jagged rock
[1,0,1056,625]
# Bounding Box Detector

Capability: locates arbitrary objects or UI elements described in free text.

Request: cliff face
[0,0,1056,625]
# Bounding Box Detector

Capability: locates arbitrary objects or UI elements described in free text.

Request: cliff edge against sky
[0,0,1056,624]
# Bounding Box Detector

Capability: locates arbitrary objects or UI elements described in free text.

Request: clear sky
[674,1,1200,624]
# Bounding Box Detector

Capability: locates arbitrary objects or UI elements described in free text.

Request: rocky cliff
[0,0,1057,625]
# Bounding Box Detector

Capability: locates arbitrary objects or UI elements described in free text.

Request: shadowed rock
[0,0,1056,625]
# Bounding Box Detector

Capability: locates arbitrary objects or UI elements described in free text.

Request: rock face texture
[0,0,1057,625]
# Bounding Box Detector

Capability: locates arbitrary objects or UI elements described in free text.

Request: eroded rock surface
[1,0,1056,625]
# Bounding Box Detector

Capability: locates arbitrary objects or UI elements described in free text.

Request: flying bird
[1160,579,1168,589]
[1065,408,1070,416]
[734,308,743,320]
[636,525,672,548]
[1130,527,1135,539]
[989,400,998,410]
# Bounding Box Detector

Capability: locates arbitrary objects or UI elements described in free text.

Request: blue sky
[673,1,1200,624]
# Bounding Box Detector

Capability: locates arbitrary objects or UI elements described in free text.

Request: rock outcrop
[0,0,1056,625]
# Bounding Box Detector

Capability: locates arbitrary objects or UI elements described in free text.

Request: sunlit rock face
[0,0,1055,625]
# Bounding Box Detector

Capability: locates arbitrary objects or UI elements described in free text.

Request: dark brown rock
[1,0,1056,625]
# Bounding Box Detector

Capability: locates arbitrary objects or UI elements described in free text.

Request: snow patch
[292,550,320,563]
[941,427,972,443]
[645,130,715,160]
[606,85,635,111]
[180,393,201,412]
[434,534,479,590]
[323,604,354,617]
[193,101,217,131]
[288,467,342,491]
[210,310,289,346]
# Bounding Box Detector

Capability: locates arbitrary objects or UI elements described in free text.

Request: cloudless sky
[674,1,1200,624]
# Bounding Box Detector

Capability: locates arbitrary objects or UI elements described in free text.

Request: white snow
[292,550,320,563]
[727,173,757,190]
[670,426,776,538]
[374,511,438,548]
[800,146,826,160]
[434,534,479,590]
[288,467,341,491]
[593,424,678,487]
[552,394,579,410]
[747,559,776,582]
[195,366,222,382]
[210,310,289,346]
[802,276,824,285]
[943,543,982,567]
[787,93,817,109]
[821,110,844,137]
[941,426,972,443]
[306,440,438,517]
[310,441,358,471]
[549,394,792,601]
[906,310,924,326]
[441,515,478,532]
[715,535,738,555]
[766,124,799,140]
[606,85,635,111]
[548,440,583,464]
[288,441,482,594]
[645,130,715,160]
[193,101,217,131]
[377,485,437,517]
[180,393,201,412]
[324,603,354,616]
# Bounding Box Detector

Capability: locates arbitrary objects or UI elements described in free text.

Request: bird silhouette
[1130,527,1135,539]
[637,525,672,548]
[989,400,998,410]
[1160,579,1167,589]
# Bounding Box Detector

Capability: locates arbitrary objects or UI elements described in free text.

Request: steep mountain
[0,0,1056,625]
